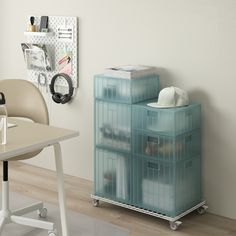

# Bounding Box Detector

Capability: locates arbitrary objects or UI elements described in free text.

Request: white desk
[0,118,79,236]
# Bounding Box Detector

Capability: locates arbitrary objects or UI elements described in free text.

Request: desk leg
[54,143,69,236]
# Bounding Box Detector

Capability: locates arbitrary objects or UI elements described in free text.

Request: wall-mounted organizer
[91,74,207,230]
[23,15,78,88]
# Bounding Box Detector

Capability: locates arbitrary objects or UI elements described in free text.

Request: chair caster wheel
[48,229,57,236]
[38,207,48,218]
[169,221,181,231]
[197,205,208,215]
[92,199,99,207]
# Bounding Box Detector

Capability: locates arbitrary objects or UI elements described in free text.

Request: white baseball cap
[147,86,189,108]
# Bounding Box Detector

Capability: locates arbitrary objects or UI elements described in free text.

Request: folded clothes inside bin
[100,124,130,142]
[142,179,174,212]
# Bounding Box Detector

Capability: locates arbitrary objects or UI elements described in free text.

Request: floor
[1,192,129,236]
[0,162,236,236]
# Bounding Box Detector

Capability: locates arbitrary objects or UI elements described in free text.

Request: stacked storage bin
[94,74,160,204]
[132,101,202,217]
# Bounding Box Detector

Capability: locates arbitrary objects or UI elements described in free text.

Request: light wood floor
[0,162,235,236]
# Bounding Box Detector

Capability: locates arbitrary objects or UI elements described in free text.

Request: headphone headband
[50,73,74,95]
[50,73,74,104]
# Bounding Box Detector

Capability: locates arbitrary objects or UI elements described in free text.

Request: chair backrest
[0,79,49,124]
[0,79,49,161]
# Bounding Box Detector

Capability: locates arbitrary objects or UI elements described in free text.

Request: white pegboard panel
[24,16,78,88]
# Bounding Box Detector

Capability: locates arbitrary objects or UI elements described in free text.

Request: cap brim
[147,102,189,108]
[147,102,175,108]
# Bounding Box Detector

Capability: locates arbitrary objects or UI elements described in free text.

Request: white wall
[1,0,236,220]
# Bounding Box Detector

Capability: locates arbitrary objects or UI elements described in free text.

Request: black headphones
[50,73,74,104]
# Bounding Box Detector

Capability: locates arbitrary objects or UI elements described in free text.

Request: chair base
[0,180,57,236]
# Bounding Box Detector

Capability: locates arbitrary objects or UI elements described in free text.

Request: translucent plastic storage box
[132,156,201,217]
[132,102,201,136]
[133,129,201,161]
[95,100,131,152]
[94,148,131,204]
[94,74,160,104]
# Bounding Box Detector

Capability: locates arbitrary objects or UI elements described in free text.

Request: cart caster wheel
[197,205,208,215]
[48,229,57,236]
[92,199,99,207]
[169,221,181,231]
[38,207,48,218]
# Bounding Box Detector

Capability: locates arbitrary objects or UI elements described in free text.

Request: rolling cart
[92,74,207,230]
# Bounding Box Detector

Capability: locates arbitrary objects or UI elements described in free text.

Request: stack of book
[104,65,157,79]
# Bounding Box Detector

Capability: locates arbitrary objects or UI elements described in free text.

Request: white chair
[0,79,57,236]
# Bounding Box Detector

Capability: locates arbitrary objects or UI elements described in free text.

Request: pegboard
[24,16,78,88]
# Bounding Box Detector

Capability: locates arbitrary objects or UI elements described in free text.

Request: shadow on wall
[189,89,226,211]
[154,68,227,213]
[156,67,178,89]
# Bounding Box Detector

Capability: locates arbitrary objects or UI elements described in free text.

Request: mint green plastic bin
[132,102,201,136]
[132,156,201,217]
[132,129,201,161]
[95,100,131,153]
[94,147,131,204]
[94,74,160,104]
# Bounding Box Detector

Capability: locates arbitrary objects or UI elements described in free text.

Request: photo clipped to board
[58,50,72,76]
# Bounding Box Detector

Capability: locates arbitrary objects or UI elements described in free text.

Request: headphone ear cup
[52,93,62,104]
[60,94,71,104]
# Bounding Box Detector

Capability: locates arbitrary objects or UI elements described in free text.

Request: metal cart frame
[91,194,207,230]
